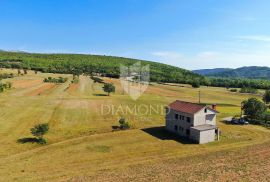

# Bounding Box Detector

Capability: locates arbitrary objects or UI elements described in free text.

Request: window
[174,125,178,131]
[179,115,184,120]
[187,117,191,123]
[175,114,178,119]
[186,129,190,136]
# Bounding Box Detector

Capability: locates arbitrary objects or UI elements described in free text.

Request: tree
[263,90,270,104]
[191,80,200,88]
[103,83,115,96]
[31,123,49,139]
[119,117,130,130]
[242,98,267,120]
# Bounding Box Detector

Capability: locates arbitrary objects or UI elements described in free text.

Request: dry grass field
[0,69,270,181]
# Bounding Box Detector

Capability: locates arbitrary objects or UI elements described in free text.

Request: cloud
[236,35,270,42]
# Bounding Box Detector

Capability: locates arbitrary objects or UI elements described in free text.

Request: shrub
[71,76,79,84]
[0,82,12,93]
[240,87,258,94]
[119,117,130,130]
[230,89,237,92]
[191,81,200,88]
[6,82,12,89]
[23,69,27,74]
[31,123,49,139]
[43,77,68,83]
[91,76,104,83]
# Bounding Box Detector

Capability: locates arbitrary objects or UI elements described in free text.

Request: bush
[71,76,79,84]
[91,76,104,83]
[191,81,200,88]
[0,81,12,93]
[240,87,258,94]
[230,89,238,92]
[119,117,130,130]
[31,123,49,138]
[0,73,14,80]
[43,77,68,83]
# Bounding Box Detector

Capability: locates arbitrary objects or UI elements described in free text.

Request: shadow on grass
[17,137,46,144]
[93,94,108,96]
[141,126,194,144]
[111,126,120,131]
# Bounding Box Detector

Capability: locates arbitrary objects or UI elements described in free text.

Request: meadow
[0,69,270,181]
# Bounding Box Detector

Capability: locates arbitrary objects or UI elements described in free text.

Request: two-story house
[165,100,219,144]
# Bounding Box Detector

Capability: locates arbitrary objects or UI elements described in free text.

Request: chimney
[212,104,217,111]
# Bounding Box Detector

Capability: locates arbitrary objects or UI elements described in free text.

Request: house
[165,100,219,144]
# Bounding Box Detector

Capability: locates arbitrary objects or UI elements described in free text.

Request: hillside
[203,66,270,79]
[193,68,232,75]
[0,69,270,181]
[0,51,205,84]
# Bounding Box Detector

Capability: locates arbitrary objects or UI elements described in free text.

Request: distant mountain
[193,68,232,75]
[205,66,270,79]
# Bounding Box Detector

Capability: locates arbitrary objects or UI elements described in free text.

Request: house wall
[193,108,216,126]
[199,129,216,144]
[165,109,194,137]
[190,128,216,144]
[190,128,200,142]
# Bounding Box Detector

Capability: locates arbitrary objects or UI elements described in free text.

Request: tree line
[1,51,270,89]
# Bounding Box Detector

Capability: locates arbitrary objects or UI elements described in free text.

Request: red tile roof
[168,100,206,114]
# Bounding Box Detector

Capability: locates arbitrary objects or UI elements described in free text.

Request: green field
[0,69,270,181]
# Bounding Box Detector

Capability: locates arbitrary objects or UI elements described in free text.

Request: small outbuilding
[165,100,219,144]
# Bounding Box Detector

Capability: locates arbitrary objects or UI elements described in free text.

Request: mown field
[0,69,270,181]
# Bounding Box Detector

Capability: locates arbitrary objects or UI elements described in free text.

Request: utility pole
[199,90,201,104]
[240,102,243,117]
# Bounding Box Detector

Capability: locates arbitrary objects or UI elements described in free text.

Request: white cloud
[236,35,270,42]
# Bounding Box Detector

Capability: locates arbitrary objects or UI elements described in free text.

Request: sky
[1,0,270,70]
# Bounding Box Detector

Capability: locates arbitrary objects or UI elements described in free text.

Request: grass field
[0,69,270,181]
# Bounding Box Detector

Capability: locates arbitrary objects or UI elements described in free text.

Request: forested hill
[193,68,232,75]
[0,51,205,84]
[204,66,270,79]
